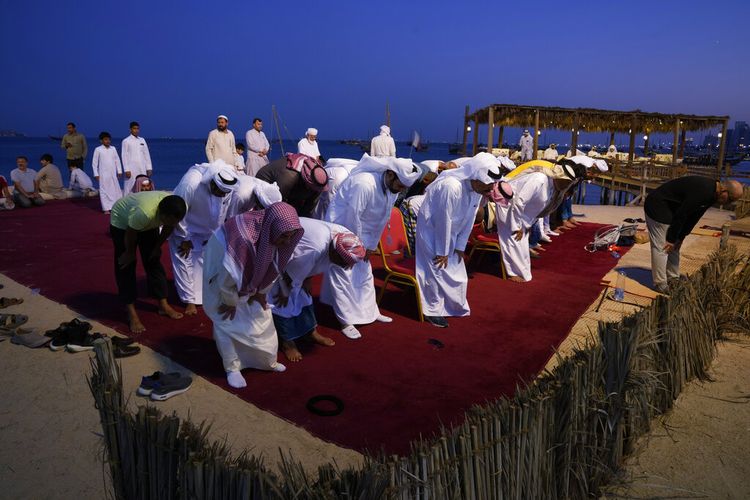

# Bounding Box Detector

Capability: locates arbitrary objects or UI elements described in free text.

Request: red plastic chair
[467,206,507,279]
[377,208,424,322]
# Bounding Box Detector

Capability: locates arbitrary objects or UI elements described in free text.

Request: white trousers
[169,236,207,305]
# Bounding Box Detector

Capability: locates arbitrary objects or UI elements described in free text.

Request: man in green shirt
[110,191,187,333]
[60,122,88,168]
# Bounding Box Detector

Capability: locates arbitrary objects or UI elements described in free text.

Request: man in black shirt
[644,176,744,292]
[255,155,329,217]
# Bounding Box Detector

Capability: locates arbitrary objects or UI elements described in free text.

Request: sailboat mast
[272,105,285,156]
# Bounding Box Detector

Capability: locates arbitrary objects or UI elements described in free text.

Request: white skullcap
[213,165,239,192]
[306,128,318,136]
[217,115,228,121]
[380,125,391,135]
[593,159,609,172]
[523,129,529,133]
[496,155,516,171]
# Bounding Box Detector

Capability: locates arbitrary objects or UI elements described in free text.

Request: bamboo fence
[88,247,750,500]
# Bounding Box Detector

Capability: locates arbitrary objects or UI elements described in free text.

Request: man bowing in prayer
[370,125,397,157]
[269,217,366,362]
[206,115,237,165]
[415,153,505,328]
[322,153,420,339]
[255,154,329,217]
[245,118,271,176]
[169,161,239,315]
[203,202,304,389]
[297,128,322,161]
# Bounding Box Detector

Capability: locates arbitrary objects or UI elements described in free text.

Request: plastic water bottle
[613,271,626,301]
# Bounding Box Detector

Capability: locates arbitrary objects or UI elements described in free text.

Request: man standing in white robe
[496,165,576,282]
[370,125,396,157]
[519,130,534,161]
[121,122,153,195]
[415,152,501,328]
[245,118,271,176]
[170,161,239,315]
[92,131,122,213]
[206,115,237,165]
[322,153,420,338]
[297,128,322,161]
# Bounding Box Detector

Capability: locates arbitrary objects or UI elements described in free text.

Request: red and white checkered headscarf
[332,231,366,267]
[224,202,303,295]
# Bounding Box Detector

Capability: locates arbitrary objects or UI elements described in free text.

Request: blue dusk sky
[1,0,748,141]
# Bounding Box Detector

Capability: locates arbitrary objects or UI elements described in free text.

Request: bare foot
[562,221,576,230]
[184,303,198,316]
[509,276,526,283]
[281,340,302,362]
[158,302,184,320]
[534,245,547,252]
[529,248,541,258]
[311,329,335,347]
[127,311,146,333]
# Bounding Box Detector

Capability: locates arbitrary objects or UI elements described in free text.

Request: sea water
[2,137,747,206]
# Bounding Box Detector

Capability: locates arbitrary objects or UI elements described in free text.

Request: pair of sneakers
[46,319,102,352]
[137,371,193,401]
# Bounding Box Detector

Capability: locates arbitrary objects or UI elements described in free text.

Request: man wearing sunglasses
[644,176,744,293]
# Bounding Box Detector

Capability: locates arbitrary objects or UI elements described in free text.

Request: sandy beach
[1,203,748,499]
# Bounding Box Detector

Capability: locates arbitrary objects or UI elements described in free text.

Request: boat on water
[49,135,62,141]
[682,153,745,166]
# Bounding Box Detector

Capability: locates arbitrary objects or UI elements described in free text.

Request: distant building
[732,121,749,149]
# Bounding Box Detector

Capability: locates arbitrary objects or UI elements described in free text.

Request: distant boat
[49,135,62,141]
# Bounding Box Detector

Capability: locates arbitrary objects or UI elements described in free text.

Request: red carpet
[0,199,625,455]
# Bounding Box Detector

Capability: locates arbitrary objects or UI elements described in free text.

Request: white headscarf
[349,153,421,187]
[380,125,391,136]
[496,155,516,171]
[234,176,282,209]
[212,165,239,193]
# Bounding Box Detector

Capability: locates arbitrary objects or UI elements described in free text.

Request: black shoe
[425,316,449,328]
[114,343,141,358]
[49,330,71,351]
[137,371,183,396]
[66,331,104,352]
[150,376,193,401]
[112,336,136,347]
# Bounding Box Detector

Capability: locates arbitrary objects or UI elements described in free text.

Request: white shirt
[206,129,236,165]
[10,168,37,192]
[245,129,270,155]
[519,135,533,151]
[69,168,93,190]
[370,133,396,157]
[297,137,321,158]
[233,153,245,173]
[542,148,558,160]
[92,145,123,177]
[172,167,232,241]
[121,135,152,174]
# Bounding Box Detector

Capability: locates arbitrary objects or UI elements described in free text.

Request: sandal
[0,297,24,309]
[0,314,29,335]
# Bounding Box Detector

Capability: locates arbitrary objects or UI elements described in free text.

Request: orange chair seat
[384,255,416,274]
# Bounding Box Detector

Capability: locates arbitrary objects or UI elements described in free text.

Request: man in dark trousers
[644,176,744,293]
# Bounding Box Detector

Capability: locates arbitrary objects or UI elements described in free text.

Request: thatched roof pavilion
[461,103,730,169]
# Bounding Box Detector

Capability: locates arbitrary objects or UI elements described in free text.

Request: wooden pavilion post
[386,102,390,128]
[643,133,650,156]
[498,126,504,149]
[461,105,470,156]
[472,117,479,155]
[678,129,687,158]
[672,117,680,165]
[609,132,616,146]
[532,109,540,158]
[570,114,579,155]
[717,118,729,177]
[487,106,494,152]
[627,117,637,165]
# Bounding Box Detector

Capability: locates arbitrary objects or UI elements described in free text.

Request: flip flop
[0,297,24,309]
[0,314,29,334]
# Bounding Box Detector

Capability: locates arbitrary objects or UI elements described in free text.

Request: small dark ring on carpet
[306,395,344,416]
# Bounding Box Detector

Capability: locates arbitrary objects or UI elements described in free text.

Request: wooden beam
[628,117,637,165]
[498,126,504,148]
[532,109,540,158]
[487,106,494,152]
[472,118,479,155]
[385,102,390,128]
[679,129,687,158]
[643,134,650,156]
[570,114,578,156]
[461,105,470,156]
[609,132,615,146]
[717,118,729,177]
[672,117,680,165]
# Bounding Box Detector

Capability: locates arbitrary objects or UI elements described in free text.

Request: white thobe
[519,135,534,161]
[169,171,233,305]
[234,153,246,174]
[370,133,396,157]
[542,148,558,161]
[312,158,359,219]
[322,171,395,325]
[297,138,321,158]
[269,218,341,319]
[121,135,152,194]
[588,149,599,157]
[206,129,236,165]
[496,172,553,281]
[415,178,477,317]
[245,129,270,176]
[203,231,281,373]
[226,175,282,217]
[69,168,94,192]
[92,145,123,211]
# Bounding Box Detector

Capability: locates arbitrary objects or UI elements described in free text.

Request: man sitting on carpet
[109,191,187,333]
[415,153,506,328]
[10,156,45,208]
[268,217,366,362]
[36,154,66,200]
[322,153,420,339]
[644,176,744,293]
[203,203,303,389]
[169,161,239,316]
